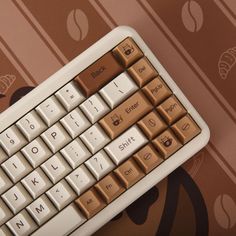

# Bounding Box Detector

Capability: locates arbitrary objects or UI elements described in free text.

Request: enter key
[99,90,152,139]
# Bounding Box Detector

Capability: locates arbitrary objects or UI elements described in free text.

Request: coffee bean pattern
[181,0,203,32]
[67,9,89,41]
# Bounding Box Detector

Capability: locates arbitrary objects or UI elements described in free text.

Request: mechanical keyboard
[0,26,210,236]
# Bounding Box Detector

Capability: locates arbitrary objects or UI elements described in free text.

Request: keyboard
[0,26,210,236]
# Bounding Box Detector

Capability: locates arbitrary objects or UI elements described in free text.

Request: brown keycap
[74,52,123,97]
[133,144,163,174]
[114,158,144,189]
[113,37,143,67]
[138,111,167,139]
[171,115,201,144]
[75,188,106,219]
[99,91,152,139]
[152,129,182,159]
[157,95,187,125]
[95,173,125,204]
[128,57,158,87]
[142,76,172,106]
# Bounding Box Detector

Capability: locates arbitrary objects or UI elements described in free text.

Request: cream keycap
[0,147,8,164]
[99,72,138,108]
[0,225,12,236]
[0,199,13,225]
[0,168,12,195]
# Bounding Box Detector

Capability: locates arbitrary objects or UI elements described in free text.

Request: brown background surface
[0,0,236,235]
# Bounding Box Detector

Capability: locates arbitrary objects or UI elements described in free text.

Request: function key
[171,115,201,144]
[128,57,158,87]
[157,95,187,125]
[142,76,172,106]
[152,129,182,159]
[113,37,143,67]
[74,52,123,97]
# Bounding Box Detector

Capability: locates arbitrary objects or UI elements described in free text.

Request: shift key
[74,52,123,97]
[99,91,152,139]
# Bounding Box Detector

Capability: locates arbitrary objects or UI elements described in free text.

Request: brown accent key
[133,144,163,174]
[157,95,187,125]
[143,76,172,106]
[112,37,143,67]
[95,173,125,204]
[171,115,201,144]
[152,129,182,159]
[138,111,167,140]
[74,52,123,97]
[99,91,152,139]
[114,158,144,189]
[128,57,158,87]
[75,188,106,219]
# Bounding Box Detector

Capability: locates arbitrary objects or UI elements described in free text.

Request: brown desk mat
[0,1,235,235]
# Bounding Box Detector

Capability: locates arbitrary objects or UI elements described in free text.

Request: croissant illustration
[218,47,236,80]
[0,74,16,96]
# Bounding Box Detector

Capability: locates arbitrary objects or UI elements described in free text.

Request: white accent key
[80,93,109,123]
[41,123,71,153]
[2,152,32,183]
[16,110,46,141]
[80,123,110,154]
[55,81,85,111]
[105,125,148,165]
[85,150,115,180]
[0,125,27,156]
[21,137,52,168]
[0,168,12,195]
[60,138,91,169]
[66,164,95,195]
[36,95,66,126]
[46,180,76,210]
[99,72,138,108]
[41,153,71,184]
[60,108,90,138]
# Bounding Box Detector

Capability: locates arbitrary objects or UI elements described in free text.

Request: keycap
[41,153,71,184]
[0,225,12,236]
[80,93,109,124]
[21,168,52,199]
[75,188,106,219]
[113,37,143,67]
[66,165,96,195]
[152,129,182,159]
[133,144,163,174]
[32,203,86,236]
[137,111,167,140]
[26,195,57,225]
[2,183,32,214]
[36,95,66,126]
[171,115,201,144]
[74,52,123,97]
[99,91,152,139]
[21,137,52,168]
[55,81,85,111]
[41,122,71,153]
[104,125,148,165]
[60,108,90,139]
[85,150,115,180]
[6,210,37,236]
[0,168,12,195]
[16,110,47,141]
[80,124,110,154]
[95,173,125,204]
[114,158,144,189]
[0,199,13,225]
[99,72,138,108]
[0,125,27,156]
[46,180,76,210]
[0,147,8,164]
[143,76,172,106]
[128,57,158,87]
[60,138,91,169]
[2,152,32,183]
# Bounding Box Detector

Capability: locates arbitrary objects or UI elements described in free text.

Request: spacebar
[32,203,86,236]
